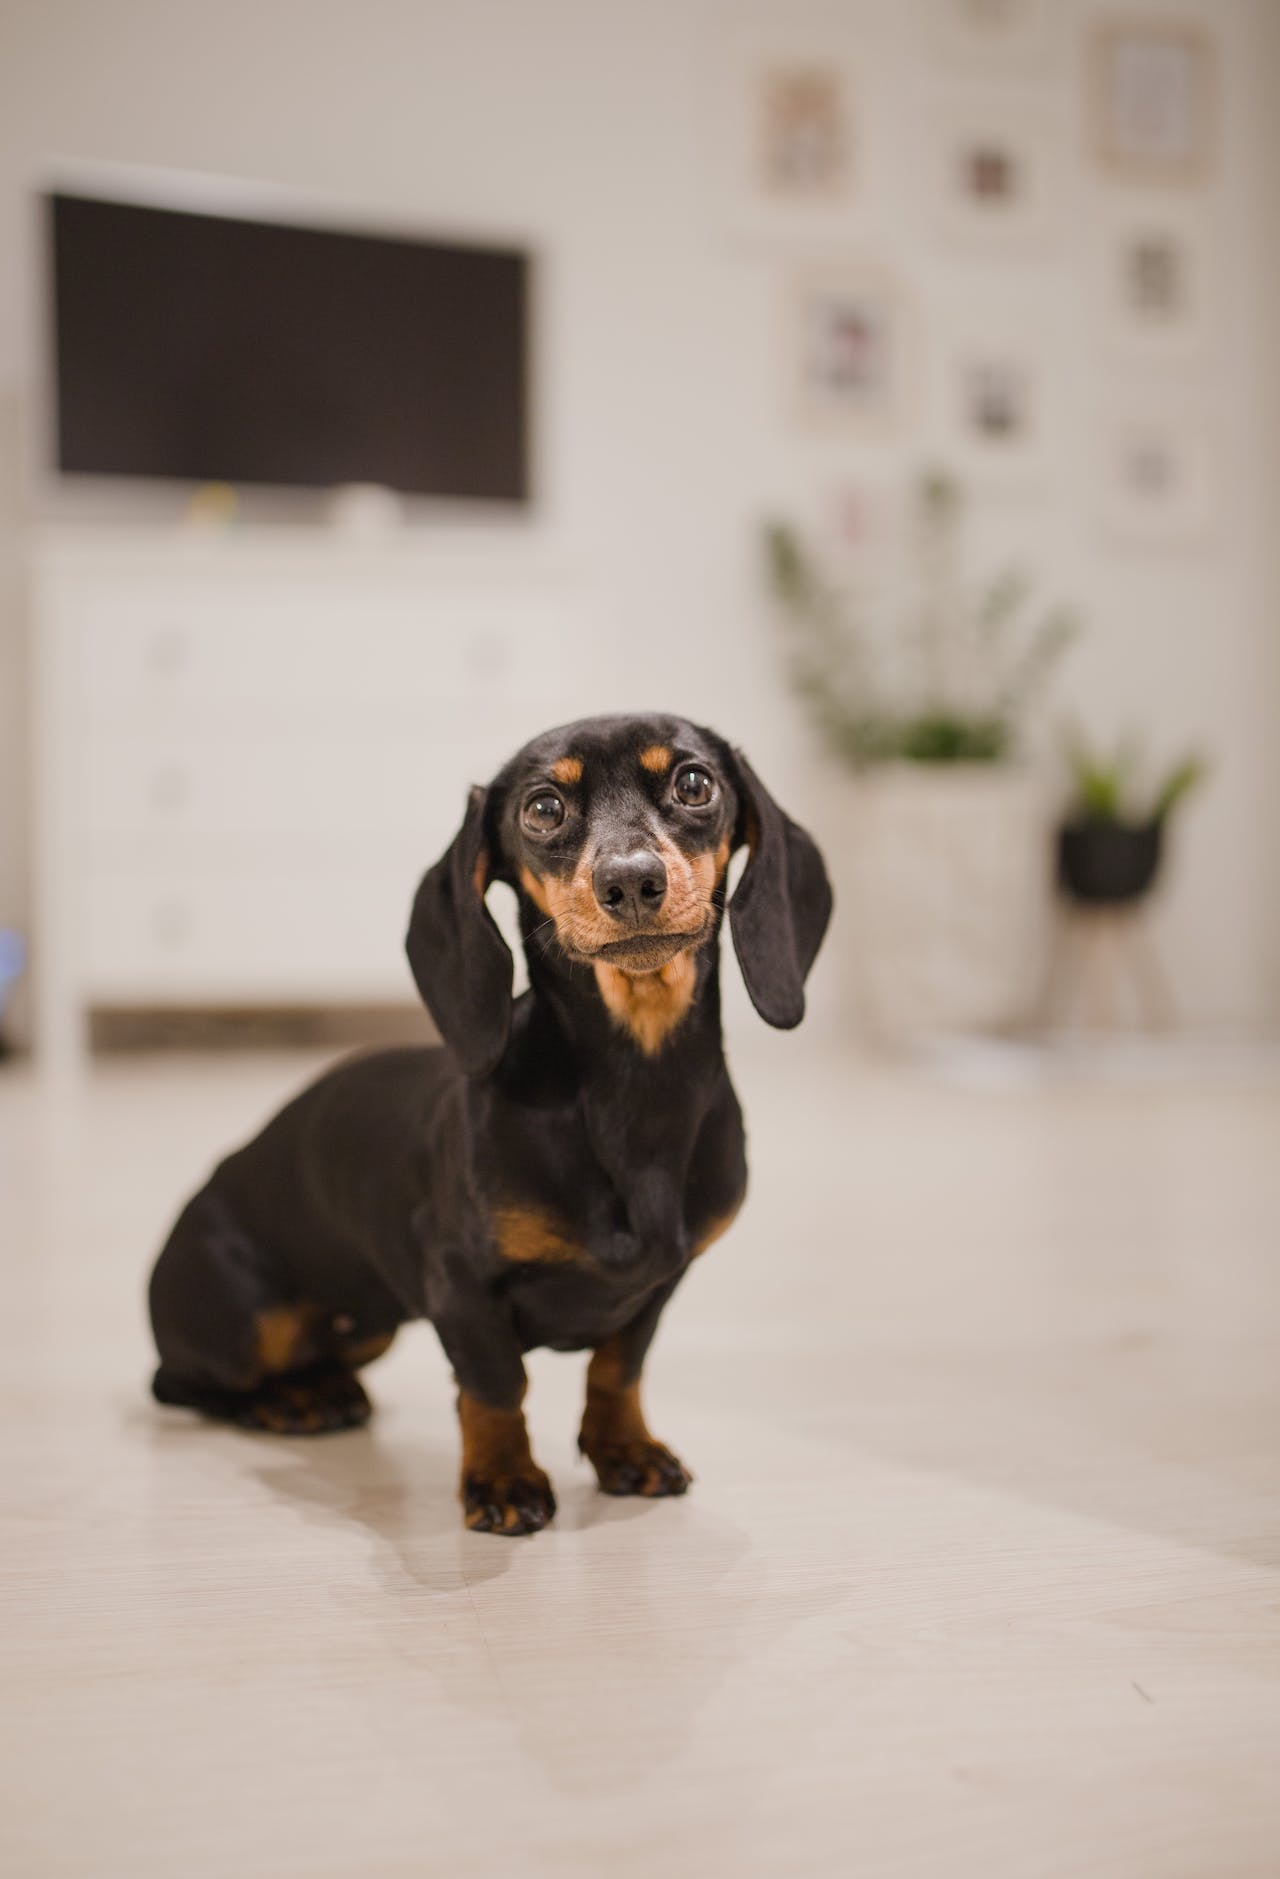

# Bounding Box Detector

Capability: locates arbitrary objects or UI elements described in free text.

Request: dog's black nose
[593,849,668,925]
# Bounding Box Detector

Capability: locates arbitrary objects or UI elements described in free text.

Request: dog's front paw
[584,1439,693,1498]
[462,1469,557,1536]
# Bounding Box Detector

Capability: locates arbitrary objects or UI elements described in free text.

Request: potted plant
[1058,736,1206,907]
[764,470,1077,1042]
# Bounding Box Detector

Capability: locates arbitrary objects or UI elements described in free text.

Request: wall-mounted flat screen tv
[47,190,531,502]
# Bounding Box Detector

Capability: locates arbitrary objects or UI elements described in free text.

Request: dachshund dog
[149,714,831,1535]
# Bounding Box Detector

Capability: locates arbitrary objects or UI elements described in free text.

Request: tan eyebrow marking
[639,744,673,775]
[550,755,583,785]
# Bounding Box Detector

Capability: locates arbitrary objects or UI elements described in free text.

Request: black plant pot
[1057,818,1163,907]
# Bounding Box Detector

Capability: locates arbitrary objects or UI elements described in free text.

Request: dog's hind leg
[149,1189,372,1434]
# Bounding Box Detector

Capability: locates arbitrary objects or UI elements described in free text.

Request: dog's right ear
[406,786,513,1078]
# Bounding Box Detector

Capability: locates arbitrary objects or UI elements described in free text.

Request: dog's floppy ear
[406,785,513,1078]
[727,751,833,1029]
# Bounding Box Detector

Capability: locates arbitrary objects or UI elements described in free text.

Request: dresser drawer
[77,722,527,845]
[34,540,601,1046]
[71,585,598,731]
[82,862,420,1002]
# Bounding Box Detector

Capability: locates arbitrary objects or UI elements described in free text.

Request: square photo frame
[1100,408,1215,546]
[930,96,1062,252]
[790,266,909,436]
[820,473,896,566]
[946,334,1049,490]
[1091,19,1216,185]
[1102,208,1208,357]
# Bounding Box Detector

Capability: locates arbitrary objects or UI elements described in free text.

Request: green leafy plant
[764,470,1077,769]
[1064,732,1208,827]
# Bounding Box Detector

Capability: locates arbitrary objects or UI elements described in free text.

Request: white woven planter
[834,764,1052,1045]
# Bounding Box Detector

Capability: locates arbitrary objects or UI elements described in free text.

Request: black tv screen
[47,191,530,502]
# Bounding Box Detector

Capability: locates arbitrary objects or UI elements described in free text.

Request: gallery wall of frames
[719,3,1220,540]
[705,0,1277,1025]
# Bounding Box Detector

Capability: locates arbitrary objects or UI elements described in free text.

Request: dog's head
[406,713,832,1075]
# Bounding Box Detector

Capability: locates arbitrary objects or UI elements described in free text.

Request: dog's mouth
[563,929,704,973]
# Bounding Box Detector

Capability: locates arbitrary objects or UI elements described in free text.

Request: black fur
[148,713,831,1533]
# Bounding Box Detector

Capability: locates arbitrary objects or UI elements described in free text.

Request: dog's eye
[674,766,715,808]
[522,789,565,833]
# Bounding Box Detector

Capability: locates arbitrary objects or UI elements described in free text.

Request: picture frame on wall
[755,59,851,204]
[1091,19,1216,185]
[928,0,1057,76]
[821,474,895,565]
[711,24,862,240]
[1100,408,1215,545]
[930,96,1062,253]
[946,331,1049,490]
[790,266,908,436]
[1102,208,1208,357]
[960,354,1036,446]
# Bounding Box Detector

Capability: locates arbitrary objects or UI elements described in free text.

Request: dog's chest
[487,1171,690,1282]
[475,1066,745,1345]
[486,1145,742,1346]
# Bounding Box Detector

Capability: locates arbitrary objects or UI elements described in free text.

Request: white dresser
[30,526,597,1068]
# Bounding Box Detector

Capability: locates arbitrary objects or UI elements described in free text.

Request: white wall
[1258,0,1280,1025]
[0,0,1277,1031]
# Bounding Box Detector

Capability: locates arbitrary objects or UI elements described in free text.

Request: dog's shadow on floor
[137,1398,847,1795]
[244,1421,513,1592]
[144,1398,661,1596]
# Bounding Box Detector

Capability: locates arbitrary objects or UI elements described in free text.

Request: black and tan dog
[149,713,831,1535]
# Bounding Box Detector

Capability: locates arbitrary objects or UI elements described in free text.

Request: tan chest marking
[492,1206,584,1264]
[593,949,698,1054]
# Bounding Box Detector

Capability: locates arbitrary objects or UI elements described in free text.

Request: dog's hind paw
[234,1366,372,1435]
[462,1470,557,1536]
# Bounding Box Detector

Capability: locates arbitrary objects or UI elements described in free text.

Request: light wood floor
[2,1044,1279,1877]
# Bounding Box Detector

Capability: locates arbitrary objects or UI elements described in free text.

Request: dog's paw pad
[462,1471,557,1536]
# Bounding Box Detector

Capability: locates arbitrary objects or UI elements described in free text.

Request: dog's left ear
[406,785,513,1078]
[727,751,833,1029]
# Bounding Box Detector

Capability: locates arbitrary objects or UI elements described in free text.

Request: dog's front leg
[579,1281,693,1498]
[432,1280,555,1537]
